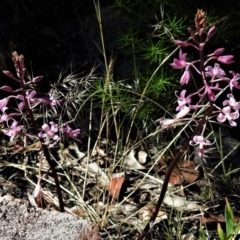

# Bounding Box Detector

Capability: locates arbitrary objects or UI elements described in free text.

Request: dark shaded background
[0,0,239,93]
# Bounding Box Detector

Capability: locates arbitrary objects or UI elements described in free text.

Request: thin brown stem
[137,102,213,240]
[138,10,212,239]
[14,53,64,212]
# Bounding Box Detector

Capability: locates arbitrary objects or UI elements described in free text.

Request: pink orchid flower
[38,122,59,145]
[60,124,81,142]
[180,69,191,85]
[2,120,23,142]
[0,108,20,123]
[198,83,222,102]
[0,97,10,112]
[205,63,226,79]
[217,106,239,127]
[175,90,191,111]
[190,135,215,158]
[38,91,62,114]
[175,90,198,111]
[229,71,240,91]
[170,49,188,69]
[17,90,40,110]
[223,94,240,111]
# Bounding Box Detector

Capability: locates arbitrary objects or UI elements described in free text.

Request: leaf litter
[1,135,240,239]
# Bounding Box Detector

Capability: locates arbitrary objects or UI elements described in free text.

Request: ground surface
[0,194,100,240]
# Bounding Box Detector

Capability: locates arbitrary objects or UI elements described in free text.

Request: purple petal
[176,106,190,119]
[218,55,234,64]
[206,26,216,40]
[28,90,37,98]
[16,94,24,101]
[0,86,14,92]
[197,148,204,158]
[42,124,51,133]
[3,70,14,78]
[230,111,239,120]
[229,120,237,127]
[193,135,204,144]
[217,113,226,123]
[222,106,231,114]
[180,90,187,98]
[49,122,58,133]
[3,70,20,82]
[0,98,9,111]
[179,49,187,60]
[18,102,25,110]
[52,134,59,140]
[170,59,186,69]
[174,40,188,47]
[38,133,47,138]
[206,86,215,101]
[213,48,225,56]
[180,70,190,85]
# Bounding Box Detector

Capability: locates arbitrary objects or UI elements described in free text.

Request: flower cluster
[160,9,240,158]
[0,52,80,147]
[0,52,81,205]
[38,122,81,147]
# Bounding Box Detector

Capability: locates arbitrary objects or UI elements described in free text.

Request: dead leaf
[180,161,199,183]
[167,160,199,185]
[200,212,225,224]
[88,163,109,186]
[69,206,87,218]
[138,150,147,164]
[68,143,85,159]
[169,170,183,185]
[158,155,166,167]
[32,141,42,149]
[96,146,107,156]
[139,203,167,224]
[124,150,145,169]
[108,176,125,199]
[164,194,202,211]
[201,212,240,224]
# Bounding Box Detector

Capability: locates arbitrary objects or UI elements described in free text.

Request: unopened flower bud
[180,70,190,85]
[199,28,205,37]
[0,86,14,92]
[213,48,225,56]
[218,55,234,64]
[33,76,44,83]
[174,40,188,47]
[188,28,196,40]
[206,26,216,41]
[3,70,12,77]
